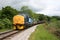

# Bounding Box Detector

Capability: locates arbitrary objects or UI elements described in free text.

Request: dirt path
[11,25,37,40]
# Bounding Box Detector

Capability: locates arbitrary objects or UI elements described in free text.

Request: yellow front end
[17,26,24,29]
[13,15,24,30]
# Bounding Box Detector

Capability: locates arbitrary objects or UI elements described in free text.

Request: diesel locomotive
[13,14,33,30]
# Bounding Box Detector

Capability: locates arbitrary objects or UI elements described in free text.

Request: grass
[29,24,59,40]
[47,21,60,28]
[0,29,11,32]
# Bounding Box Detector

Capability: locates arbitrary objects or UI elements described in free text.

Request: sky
[0,0,60,16]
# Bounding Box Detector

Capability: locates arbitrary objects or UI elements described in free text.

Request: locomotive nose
[13,15,24,30]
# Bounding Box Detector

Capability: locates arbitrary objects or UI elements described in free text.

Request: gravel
[11,25,37,40]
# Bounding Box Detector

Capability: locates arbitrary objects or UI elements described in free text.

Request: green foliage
[2,18,12,29]
[38,14,45,21]
[50,18,57,22]
[0,19,4,29]
[48,20,60,29]
[29,24,59,40]
[0,6,18,31]
[0,10,2,18]
[0,18,12,29]
[52,16,60,20]
[20,6,36,19]
[1,6,18,20]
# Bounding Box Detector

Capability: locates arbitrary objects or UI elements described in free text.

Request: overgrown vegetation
[29,24,59,40]
[0,6,18,31]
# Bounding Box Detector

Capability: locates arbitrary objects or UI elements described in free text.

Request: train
[13,14,33,30]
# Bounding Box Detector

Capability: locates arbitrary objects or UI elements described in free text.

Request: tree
[20,6,34,18]
[2,18,12,29]
[52,16,60,20]
[0,10,2,19]
[0,6,19,29]
[38,14,45,21]
[0,18,12,29]
[1,6,18,20]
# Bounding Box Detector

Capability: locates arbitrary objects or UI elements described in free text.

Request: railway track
[0,26,34,40]
[0,21,45,40]
[0,26,35,40]
[0,30,14,35]
[0,30,19,40]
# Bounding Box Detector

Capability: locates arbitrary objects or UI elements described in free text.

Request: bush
[47,20,60,31]
[0,18,12,29]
